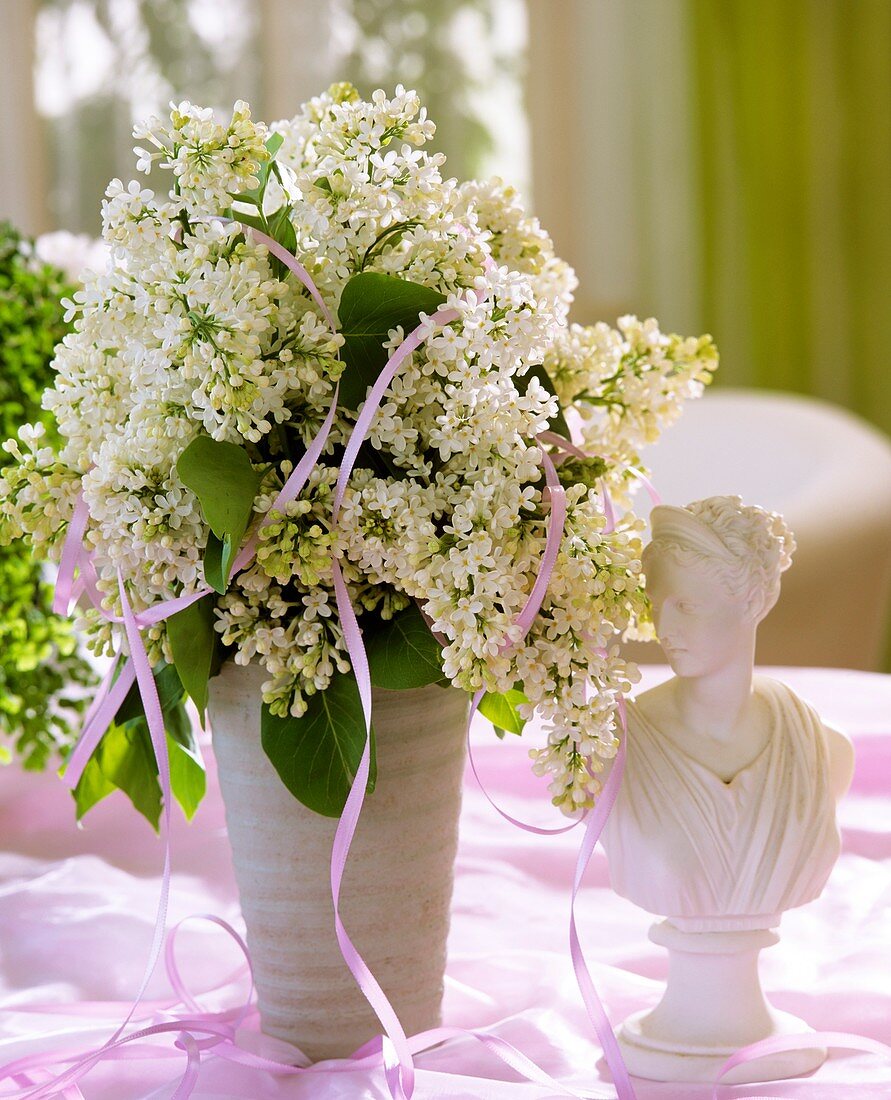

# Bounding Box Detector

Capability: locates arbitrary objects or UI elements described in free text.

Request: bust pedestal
[617,920,826,1083]
[604,499,854,1083]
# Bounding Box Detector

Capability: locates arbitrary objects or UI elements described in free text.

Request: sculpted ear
[742,587,763,623]
[744,579,781,625]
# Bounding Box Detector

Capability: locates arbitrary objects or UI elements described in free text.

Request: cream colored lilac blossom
[545,315,718,504]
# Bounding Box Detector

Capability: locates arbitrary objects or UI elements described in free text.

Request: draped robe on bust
[602,676,841,932]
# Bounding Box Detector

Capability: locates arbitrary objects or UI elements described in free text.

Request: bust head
[642,496,795,677]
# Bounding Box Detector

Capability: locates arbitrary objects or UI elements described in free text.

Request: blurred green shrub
[0,221,94,770]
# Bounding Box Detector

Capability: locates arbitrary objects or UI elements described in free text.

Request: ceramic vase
[209,662,469,1061]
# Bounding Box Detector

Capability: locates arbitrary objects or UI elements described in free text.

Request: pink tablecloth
[1,667,889,1099]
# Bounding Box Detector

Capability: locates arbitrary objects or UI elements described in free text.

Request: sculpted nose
[657,603,681,643]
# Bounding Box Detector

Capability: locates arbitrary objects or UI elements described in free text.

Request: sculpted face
[645,550,753,678]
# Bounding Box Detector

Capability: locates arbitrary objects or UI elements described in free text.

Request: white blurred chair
[622,388,891,670]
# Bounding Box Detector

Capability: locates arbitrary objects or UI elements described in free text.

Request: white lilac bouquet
[1,84,716,825]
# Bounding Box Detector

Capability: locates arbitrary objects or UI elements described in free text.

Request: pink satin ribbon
[713,1032,891,1098]
[52,488,90,617]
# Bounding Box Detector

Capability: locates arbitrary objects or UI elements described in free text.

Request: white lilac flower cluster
[544,315,718,483]
[1,86,715,815]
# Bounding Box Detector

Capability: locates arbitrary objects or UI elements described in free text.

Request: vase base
[617,1007,826,1084]
[261,1001,443,1065]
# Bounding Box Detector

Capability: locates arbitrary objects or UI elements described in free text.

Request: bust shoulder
[754,676,855,801]
[627,675,855,798]
[824,725,855,800]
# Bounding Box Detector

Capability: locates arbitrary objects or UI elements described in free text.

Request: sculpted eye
[677,601,697,614]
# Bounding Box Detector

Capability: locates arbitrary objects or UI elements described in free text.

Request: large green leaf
[337,272,446,409]
[167,596,216,724]
[177,436,263,540]
[68,643,204,829]
[177,436,263,592]
[202,533,228,595]
[261,670,375,817]
[478,688,529,737]
[521,365,571,439]
[167,705,206,821]
[366,602,444,689]
[79,721,163,830]
[73,698,206,827]
[72,753,116,821]
[169,735,206,821]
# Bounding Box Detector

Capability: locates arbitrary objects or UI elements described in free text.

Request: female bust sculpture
[602,496,854,1083]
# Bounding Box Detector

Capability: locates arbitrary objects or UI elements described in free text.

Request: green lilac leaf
[366,602,444,689]
[167,597,216,724]
[266,205,297,252]
[177,436,262,592]
[72,754,116,820]
[228,207,267,234]
[230,132,285,206]
[261,669,375,817]
[167,710,206,821]
[74,698,206,827]
[203,532,228,595]
[177,436,263,540]
[478,688,529,736]
[85,722,163,830]
[265,205,298,279]
[337,272,446,410]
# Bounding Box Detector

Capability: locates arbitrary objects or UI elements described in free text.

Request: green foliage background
[0,222,94,769]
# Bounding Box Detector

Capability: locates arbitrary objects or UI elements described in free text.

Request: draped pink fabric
[0,666,889,1098]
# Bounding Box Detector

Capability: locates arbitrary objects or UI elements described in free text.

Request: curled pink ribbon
[713,1032,891,1099]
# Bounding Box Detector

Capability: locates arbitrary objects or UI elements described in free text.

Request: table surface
[1,667,889,1099]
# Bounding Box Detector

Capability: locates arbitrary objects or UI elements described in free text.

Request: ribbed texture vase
[209,662,469,1061]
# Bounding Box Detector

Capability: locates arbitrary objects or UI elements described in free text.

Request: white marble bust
[604,495,854,931]
[602,496,856,1081]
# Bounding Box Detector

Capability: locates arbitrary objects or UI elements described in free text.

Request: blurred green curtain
[690,0,891,434]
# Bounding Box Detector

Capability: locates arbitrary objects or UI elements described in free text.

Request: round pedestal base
[618,1007,826,1084]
